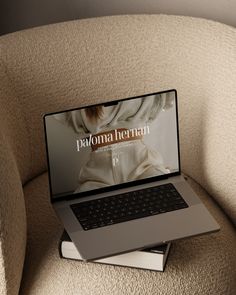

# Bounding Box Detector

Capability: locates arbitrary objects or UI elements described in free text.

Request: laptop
[43,89,220,261]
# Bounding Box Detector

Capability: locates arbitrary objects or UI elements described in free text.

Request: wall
[0,0,235,35]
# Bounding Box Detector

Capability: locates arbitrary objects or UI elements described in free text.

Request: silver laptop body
[44,89,220,261]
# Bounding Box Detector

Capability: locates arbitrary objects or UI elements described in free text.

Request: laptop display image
[46,91,179,197]
[44,89,219,260]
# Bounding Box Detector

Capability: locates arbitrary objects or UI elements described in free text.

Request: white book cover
[60,232,171,272]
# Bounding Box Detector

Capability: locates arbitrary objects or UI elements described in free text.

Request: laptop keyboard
[70,183,188,231]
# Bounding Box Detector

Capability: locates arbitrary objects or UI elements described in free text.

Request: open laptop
[44,89,220,261]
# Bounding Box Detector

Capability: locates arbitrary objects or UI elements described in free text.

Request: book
[59,231,171,272]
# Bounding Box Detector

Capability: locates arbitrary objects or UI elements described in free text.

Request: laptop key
[70,183,189,231]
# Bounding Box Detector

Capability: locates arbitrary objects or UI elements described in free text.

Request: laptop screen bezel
[43,89,181,203]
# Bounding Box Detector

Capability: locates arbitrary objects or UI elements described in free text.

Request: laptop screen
[44,90,180,199]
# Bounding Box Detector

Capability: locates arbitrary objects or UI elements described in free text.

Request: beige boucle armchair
[0,15,236,295]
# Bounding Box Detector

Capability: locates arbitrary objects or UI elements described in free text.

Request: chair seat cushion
[20,173,236,295]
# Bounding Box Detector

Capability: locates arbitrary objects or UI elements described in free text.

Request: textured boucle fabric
[20,173,236,295]
[0,15,235,223]
[0,131,26,295]
[0,14,236,294]
[0,65,27,294]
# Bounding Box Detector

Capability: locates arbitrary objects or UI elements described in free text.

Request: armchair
[0,15,235,294]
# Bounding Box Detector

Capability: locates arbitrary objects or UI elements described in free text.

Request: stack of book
[60,231,171,272]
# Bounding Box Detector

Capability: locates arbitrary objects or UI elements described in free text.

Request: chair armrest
[0,59,27,294]
[0,131,26,295]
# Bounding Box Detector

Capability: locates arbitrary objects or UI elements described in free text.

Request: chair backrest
[0,15,235,222]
